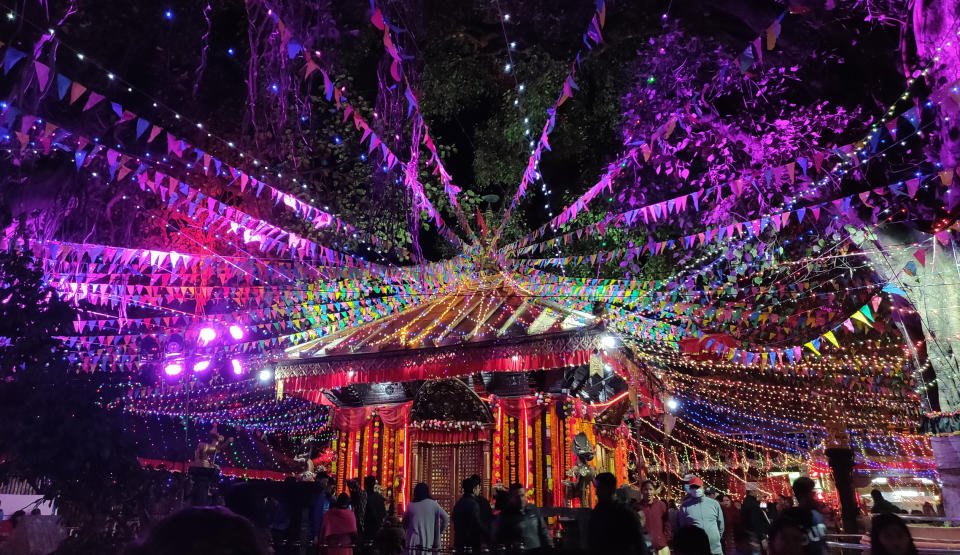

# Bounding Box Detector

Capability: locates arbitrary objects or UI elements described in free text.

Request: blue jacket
[677,495,725,555]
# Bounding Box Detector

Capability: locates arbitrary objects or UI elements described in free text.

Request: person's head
[10,510,25,528]
[872,489,885,501]
[673,525,711,555]
[30,508,41,516]
[346,478,360,493]
[792,477,816,507]
[871,513,918,555]
[337,493,351,509]
[413,483,431,503]
[640,480,655,503]
[595,472,617,502]
[922,502,936,516]
[123,507,268,555]
[364,475,378,493]
[777,494,794,510]
[462,476,481,496]
[767,515,806,555]
[508,483,527,509]
[719,494,732,508]
[684,476,705,498]
[470,474,483,495]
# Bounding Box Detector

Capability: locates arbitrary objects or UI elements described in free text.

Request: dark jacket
[871,497,904,514]
[364,490,387,541]
[588,498,650,555]
[740,493,770,540]
[493,506,552,552]
[453,493,490,551]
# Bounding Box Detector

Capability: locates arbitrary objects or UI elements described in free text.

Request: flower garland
[410,420,488,432]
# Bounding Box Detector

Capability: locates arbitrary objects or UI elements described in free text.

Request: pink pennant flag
[914,248,926,267]
[871,295,881,312]
[906,178,920,198]
[83,91,104,111]
[148,125,163,143]
[69,82,87,104]
[34,61,51,89]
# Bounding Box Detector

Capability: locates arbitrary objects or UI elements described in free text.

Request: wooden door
[414,441,486,548]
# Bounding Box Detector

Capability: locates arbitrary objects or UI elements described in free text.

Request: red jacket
[639,499,671,550]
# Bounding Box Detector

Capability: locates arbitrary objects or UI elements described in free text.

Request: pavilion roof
[283,275,598,360]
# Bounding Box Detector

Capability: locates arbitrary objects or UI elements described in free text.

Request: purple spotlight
[193,359,211,372]
[198,327,217,345]
[228,325,244,340]
[231,358,243,375]
[164,362,183,376]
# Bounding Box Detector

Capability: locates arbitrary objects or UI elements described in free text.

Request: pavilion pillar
[825,447,859,533]
[931,436,960,519]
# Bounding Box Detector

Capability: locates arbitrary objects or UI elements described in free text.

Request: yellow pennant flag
[823,330,839,348]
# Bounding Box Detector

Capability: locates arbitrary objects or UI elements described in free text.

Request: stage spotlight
[666,398,679,411]
[138,336,160,360]
[258,368,272,382]
[164,362,183,376]
[231,358,243,375]
[193,359,211,372]
[228,325,244,340]
[600,334,617,349]
[198,327,217,346]
[165,334,185,355]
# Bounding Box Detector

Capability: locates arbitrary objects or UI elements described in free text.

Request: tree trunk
[898,0,960,518]
[914,0,960,168]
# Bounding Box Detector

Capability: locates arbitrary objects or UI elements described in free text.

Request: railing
[827,541,960,555]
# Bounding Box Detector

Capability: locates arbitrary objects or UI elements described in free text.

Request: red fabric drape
[137,458,293,481]
[409,428,489,444]
[498,397,549,422]
[282,351,591,394]
[333,402,412,432]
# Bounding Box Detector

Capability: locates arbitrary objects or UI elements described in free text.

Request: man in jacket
[741,483,770,547]
[588,472,650,555]
[453,476,489,553]
[676,476,724,555]
[493,484,553,553]
[363,476,387,547]
[637,480,670,555]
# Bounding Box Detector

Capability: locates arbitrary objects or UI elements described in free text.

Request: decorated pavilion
[277,273,661,516]
[3,0,960,548]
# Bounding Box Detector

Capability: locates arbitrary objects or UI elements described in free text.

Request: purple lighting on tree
[229,325,244,340]
[231,358,243,375]
[164,362,183,376]
[193,360,211,372]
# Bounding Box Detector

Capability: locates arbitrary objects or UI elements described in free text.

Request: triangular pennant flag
[851,310,872,327]
[823,330,839,348]
[136,118,150,139]
[914,248,926,267]
[859,305,875,322]
[881,283,907,297]
[34,61,51,89]
[2,48,25,74]
[82,91,105,111]
[56,74,71,99]
[69,81,87,104]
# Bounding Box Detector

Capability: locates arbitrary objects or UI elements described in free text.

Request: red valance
[498,397,549,422]
[333,402,412,432]
[281,350,591,393]
[137,458,293,481]
[410,428,490,444]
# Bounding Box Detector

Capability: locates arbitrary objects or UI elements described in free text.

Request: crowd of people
[114,473,927,554]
